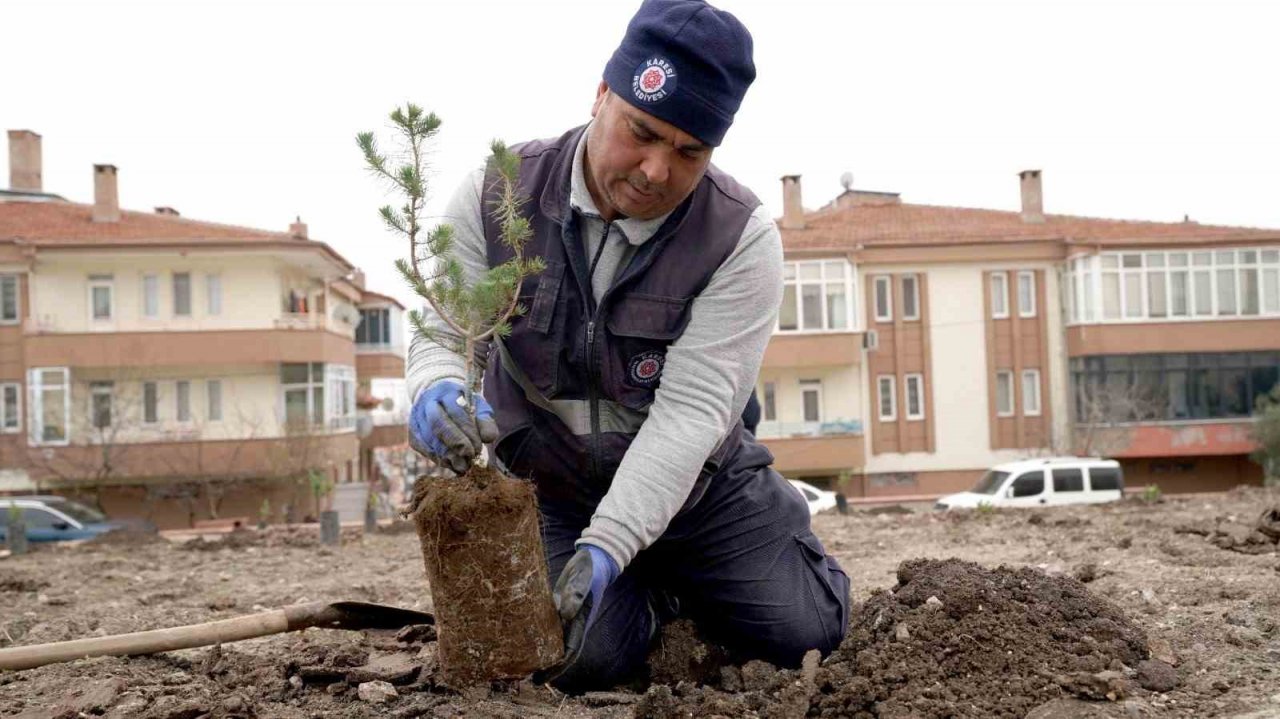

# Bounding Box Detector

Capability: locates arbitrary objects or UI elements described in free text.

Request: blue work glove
[552,545,620,663]
[408,381,499,474]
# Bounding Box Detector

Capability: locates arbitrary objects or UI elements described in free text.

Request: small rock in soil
[396,623,438,643]
[346,652,421,685]
[1148,637,1178,665]
[58,677,123,714]
[1137,659,1179,692]
[358,679,399,704]
[1074,563,1099,583]
[145,694,208,719]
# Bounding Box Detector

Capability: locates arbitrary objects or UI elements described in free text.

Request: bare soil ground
[2,486,1279,718]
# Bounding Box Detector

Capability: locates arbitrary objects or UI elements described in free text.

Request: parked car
[0,496,153,544]
[934,457,1124,511]
[788,479,839,515]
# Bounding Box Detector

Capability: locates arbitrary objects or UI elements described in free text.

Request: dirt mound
[85,528,166,547]
[633,558,1150,719]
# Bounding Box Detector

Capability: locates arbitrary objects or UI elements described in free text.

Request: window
[995,370,1014,416]
[175,380,191,422]
[1,383,20,432]
[1017,271,1036,317]
[143,381,159,424]
[905,373,924,420]
[1089,466,1123,491]
[90,381,113,430]
[800,379,822,423]
[990,272,1009,318]
[762,382,777,422]
[206,274,222,316]
[327,365,356,430]
[1071,351,1280,422]
[0,274,18,323]
[28,367,69,445]
[873,276,892,322]
[1011,473,1044,498]
[1052,468,1084,493]
[88,274,113,322]
[779,260,856,332]
[142,274,160,318]
[172,272,192,317]
[1067,246,1280,324]
[207,380,223,422]
[356,308,393,345]
[20,508,61,529]
[901,275,920,321]
[877,375,896,421]
[282,363,325,428]
[1022,369,1042,416]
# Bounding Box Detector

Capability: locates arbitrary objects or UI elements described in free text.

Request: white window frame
[88,274,114,324]
[776,259,859,334]
[28,367,71,446]
[281,363,326,429]
[995,370,1015,417]
[1022,369,1042,416]
[990,272,1009,319]
[873,275,893,322]
[0,382,21,433]
[207,379,223,422]
[901,274,921,321]
[206,273,223,316]
[141,273,160,319]
[761,381,777,422]
[877,374,897,421]
[904,373,925,421]
[0,274,19,325]
[172,271,192,317]
[143,381,160,425]
[799,379,823,424]
[1017,271,1037,317]
[327,364,357,430]
[1066,245,1280,325]
[90,381,114,430]
[175,380,191,423]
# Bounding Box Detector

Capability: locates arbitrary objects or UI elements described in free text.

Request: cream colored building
[760,172,1277,497]
[1,130,406,526]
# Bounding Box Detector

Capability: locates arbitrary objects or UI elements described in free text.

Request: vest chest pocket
[524,260,565,334]
[605,293,692,401]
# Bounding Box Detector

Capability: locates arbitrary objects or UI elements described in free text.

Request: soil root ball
[410,466,562,685]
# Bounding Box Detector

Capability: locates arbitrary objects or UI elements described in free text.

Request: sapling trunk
[359,104,561,684]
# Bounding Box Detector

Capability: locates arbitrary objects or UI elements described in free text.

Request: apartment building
[759,171,1278,497]
[0,130,407,526]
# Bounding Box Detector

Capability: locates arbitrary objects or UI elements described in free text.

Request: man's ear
[591,81,610,118]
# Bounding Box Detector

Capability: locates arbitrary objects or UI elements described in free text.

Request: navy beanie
[603,0,756,147]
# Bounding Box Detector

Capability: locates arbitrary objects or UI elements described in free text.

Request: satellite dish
[840,172,854,191]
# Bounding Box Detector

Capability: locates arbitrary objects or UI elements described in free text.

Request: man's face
[584,82,714,222]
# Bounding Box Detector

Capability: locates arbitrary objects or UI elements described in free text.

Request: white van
[934,457,1125,510]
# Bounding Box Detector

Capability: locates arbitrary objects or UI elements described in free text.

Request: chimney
[1019,169,1044,223]
[781,175,805,230]
[289,215,308,239]
[154,206,180,216]
[350,269,366,289]
[92,164,120,223]
[8,130,43,192]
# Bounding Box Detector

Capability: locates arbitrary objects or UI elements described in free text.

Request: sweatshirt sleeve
[576,204,784,569]
[404,167,488,406]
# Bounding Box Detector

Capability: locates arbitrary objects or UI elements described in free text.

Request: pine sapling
[357,104,542,466]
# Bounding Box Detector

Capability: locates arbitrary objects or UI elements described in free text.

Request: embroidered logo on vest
[626,350,666,388]
[632,57,677,104]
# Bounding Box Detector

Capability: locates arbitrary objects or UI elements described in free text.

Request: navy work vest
[481,125,769,510]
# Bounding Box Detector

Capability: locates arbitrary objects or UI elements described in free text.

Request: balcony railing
[357,342,405,355]
[756,419,863,440]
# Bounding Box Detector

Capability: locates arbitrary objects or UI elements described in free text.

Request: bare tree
[1068,376,1167,458]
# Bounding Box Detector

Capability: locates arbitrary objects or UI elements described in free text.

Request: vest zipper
[585,221,611,487]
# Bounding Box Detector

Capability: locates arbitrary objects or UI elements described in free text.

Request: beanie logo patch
[632,57,677,104]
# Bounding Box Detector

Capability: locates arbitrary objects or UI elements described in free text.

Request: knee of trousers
[750,553,852,667]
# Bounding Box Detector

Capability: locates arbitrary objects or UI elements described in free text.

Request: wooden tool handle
[0,610,288,671]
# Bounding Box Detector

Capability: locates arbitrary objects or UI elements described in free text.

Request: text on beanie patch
[632,57,677,104]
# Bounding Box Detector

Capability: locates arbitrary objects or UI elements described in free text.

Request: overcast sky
[7,0,1280,307]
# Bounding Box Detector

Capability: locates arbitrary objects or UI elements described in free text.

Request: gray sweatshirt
[405,128,783,570]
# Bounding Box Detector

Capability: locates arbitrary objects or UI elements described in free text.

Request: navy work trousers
[540,442,851,692]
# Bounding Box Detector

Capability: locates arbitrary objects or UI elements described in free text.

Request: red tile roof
[0,197,353,269]
[782,199,1280,252]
